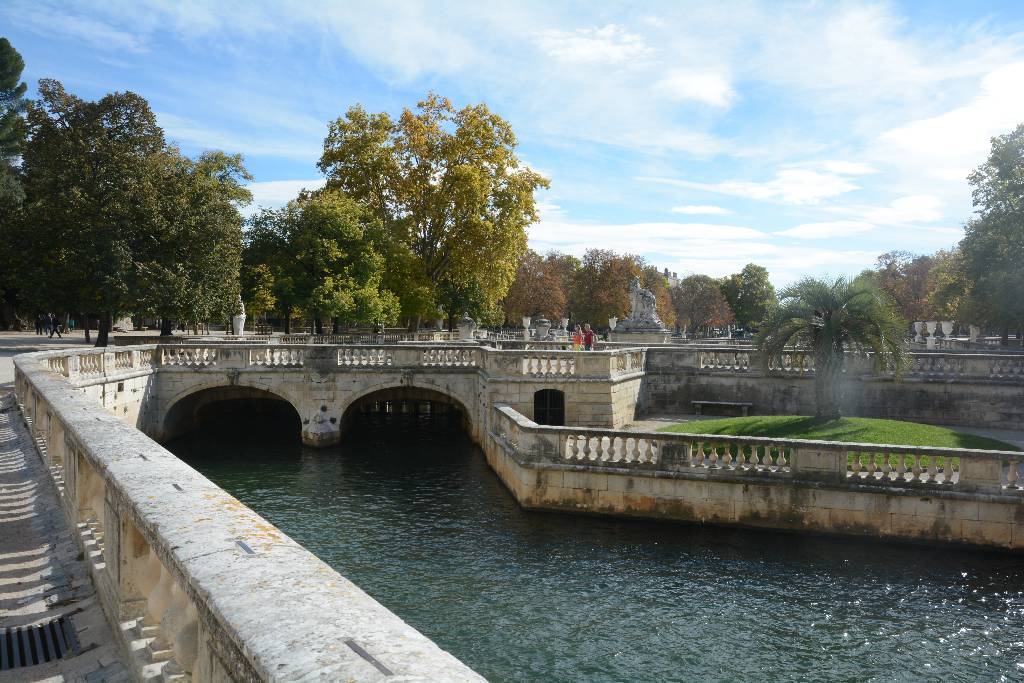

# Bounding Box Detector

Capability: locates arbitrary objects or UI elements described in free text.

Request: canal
[167,410,1024,682]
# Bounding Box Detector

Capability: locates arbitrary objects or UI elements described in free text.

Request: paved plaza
[0,392,128,682]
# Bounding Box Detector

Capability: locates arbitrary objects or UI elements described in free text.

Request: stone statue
[618,276,665,331]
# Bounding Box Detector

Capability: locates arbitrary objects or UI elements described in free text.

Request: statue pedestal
[609,330,670,344]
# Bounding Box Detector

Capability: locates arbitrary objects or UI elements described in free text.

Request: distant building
[660,267,680,288]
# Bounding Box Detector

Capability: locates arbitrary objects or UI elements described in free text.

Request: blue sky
[5,0,1024,285]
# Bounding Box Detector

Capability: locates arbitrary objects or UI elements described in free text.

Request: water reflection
[168,412,1024,682]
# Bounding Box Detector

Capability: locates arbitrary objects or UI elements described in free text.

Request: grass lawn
[657,415,1019,452]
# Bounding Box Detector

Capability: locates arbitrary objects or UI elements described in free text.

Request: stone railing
[13,349,483,682]
[490,405,1023,495]
[674,346,1024,382]
[281,331,460,344]
[64,343,644,382]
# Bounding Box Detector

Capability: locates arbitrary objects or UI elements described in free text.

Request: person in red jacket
[583,323,596,351]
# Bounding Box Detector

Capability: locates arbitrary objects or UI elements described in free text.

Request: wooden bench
[692,400,753,417]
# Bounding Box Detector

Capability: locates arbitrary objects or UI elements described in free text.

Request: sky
[5,0,1024,285]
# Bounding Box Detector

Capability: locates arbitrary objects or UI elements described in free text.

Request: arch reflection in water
[166,408,1024,683]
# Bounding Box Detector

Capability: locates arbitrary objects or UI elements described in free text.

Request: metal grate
[0,616,80,670]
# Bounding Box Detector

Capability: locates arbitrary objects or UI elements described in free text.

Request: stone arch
[159,383,302,443]
[340,383,475,438]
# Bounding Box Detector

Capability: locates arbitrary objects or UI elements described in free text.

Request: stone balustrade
[42,344,648,388]
[486,405,1024,549]
[683,346,1024,381]
[490,406,1022,495]
[14,349,484,682]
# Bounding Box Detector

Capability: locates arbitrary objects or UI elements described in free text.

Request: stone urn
[522,316,532,339]
[925,321,937,349]
[232,295,246,336]
[457,313,476,341]
[913,321,925,342]
[941,320,954,336]
[534,317,552,340]
[969,324,980,343]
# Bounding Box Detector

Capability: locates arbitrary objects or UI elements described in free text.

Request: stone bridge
[45,343,647,447]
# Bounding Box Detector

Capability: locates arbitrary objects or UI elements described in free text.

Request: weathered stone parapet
[14,350,485,682]
[485,405,1024,551]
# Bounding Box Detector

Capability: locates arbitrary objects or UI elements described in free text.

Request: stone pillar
[302,406,341,447]
[790,447,845,483]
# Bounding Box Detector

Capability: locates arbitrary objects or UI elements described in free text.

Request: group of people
[570,323,597,351]
[34,313,67,338]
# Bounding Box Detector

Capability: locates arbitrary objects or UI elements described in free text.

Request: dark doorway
[533,389,565,426]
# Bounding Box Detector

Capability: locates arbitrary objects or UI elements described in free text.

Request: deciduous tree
[959,123,1024,343]
[569,249,642,327]
[720,263,776,329]
[318,93,548,318]
[671,274,734,336]
[16,80,168,345]
[244,189,399,333]
[502,249,579,323]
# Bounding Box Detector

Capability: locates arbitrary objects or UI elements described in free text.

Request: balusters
[593,436,605,461]
[881,451,892,480]
[911,455,923,482]
[866,452,877,478]
[896,454,907,482]
[709,443,719,468]
[606,437,617,462]
[927,457,938,484]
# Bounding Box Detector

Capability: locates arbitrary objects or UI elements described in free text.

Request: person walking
[583,323,596,351]
[48,313,62,339]
[35,314,43,335]
[571,324,583,351]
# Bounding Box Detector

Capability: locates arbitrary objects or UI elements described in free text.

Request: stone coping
[14,348,484,682]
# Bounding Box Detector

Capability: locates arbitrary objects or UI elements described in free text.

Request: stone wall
[484,405,1024,551]
[640,347,1024,429]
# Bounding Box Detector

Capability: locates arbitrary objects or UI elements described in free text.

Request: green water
[167,413,1024,682]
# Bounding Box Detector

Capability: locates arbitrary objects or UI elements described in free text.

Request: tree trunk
[284,313,290,334]
[332,317,339,334]
[83,314,91,343]
[160,318,173,336]
[314,317,323,335]
[96,311,111,347]
[813,353,843,421]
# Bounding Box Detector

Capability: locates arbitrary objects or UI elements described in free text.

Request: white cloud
[861,195,944,224]
[529,217,876,285]
[671,205,733,215]
[536,24,653,65]
[655,69,735,107]
[813,161,879,176]
[639,168,861,205]
[158,112,321,161]
[245,179,326,216]
[877,62,1024,182]
[776,221,874,239]
[16,5,148,53]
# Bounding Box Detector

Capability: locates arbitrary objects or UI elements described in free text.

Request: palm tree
[756,276,906,421]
